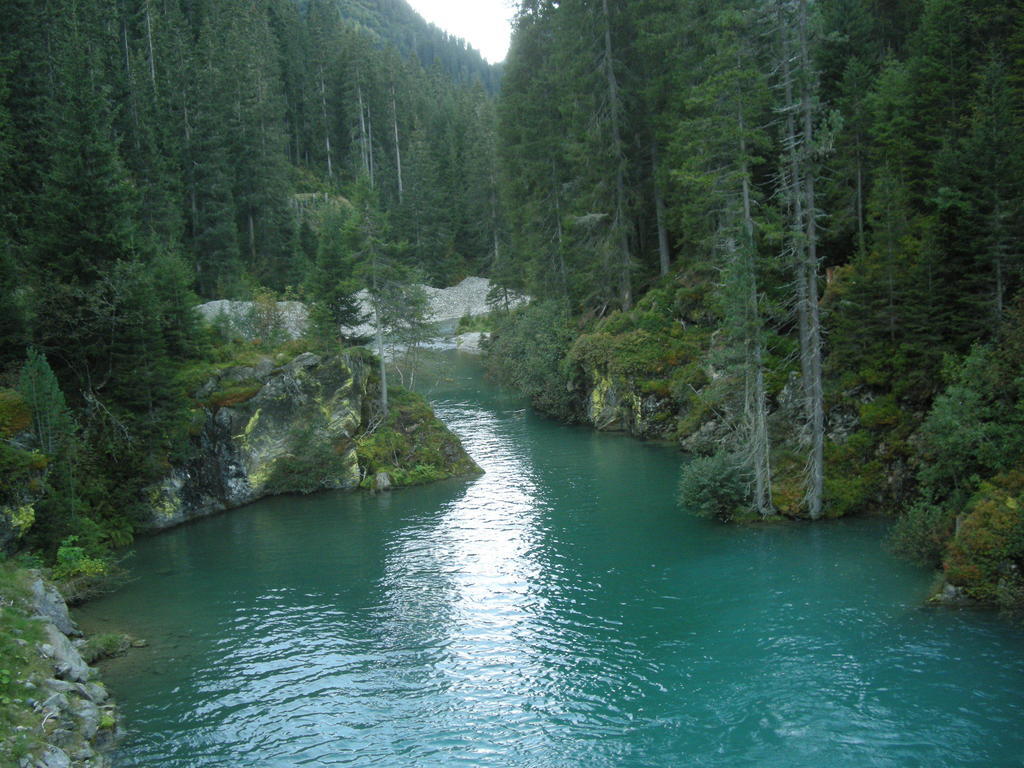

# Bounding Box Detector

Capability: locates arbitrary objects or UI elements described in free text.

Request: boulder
[39,623,91,683]
[32,746,71,768]
[30,578,81,637]
[69,698,102,740]
[149,352,368,530]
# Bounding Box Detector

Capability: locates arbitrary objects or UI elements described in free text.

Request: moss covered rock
[356,387,481,489]
[148,350,478,530]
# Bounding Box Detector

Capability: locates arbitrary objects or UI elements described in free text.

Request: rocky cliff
[149,349,479,531]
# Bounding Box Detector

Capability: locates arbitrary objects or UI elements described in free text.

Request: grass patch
[202,383,263,409]
[79,633,131,664]
[357,386,480,488]
[0,560,50,765]
[456,313,494,334]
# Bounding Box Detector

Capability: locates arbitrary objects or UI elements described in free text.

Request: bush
[678,451,748,522]
[942,471,1024,604]
[484,301,579,419]
[79,634,131,664]
[887,499,956,567]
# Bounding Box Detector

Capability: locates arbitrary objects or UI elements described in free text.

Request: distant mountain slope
[331,0,503,92]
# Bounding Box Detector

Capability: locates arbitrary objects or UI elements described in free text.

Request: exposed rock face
[195,277,526,343]
[31,579,81,638]
[196,300,310,341]
[14,577,118,768]
[39,624,92,684]
[581,372,677,440]
[149,350,479,531]
[150,352,367,530]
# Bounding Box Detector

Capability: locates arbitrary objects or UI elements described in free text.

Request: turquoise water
[78,350,1024,767]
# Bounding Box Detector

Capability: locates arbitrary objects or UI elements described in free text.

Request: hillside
[332,0,504,90]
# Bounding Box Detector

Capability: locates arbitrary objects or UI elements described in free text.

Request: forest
[487,0,1024,608]
[0,0,501,574]
[0,0,1022,615]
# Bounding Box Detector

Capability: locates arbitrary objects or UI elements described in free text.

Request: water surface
[78,350,1024,767]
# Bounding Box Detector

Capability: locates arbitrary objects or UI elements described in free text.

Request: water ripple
[75,351,1024,768]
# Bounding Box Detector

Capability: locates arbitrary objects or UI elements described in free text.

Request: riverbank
[0,563,118,767]
[70,347,1024,768]
[481,285,1024,612]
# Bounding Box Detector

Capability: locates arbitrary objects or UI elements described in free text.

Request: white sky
[405,0,516,64]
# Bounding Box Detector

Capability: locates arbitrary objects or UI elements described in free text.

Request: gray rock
[80,682,109,704]
[30,579,81,637]
[39,691,69,720]
[455,331,487,354]
[373,472,392,492]
[148,352,367,530]
[344,277,527,339]
[33,746,71,768]
[70,698,102,740]
[40,623,91,683]
[42,678,75,695]
[680,417,735,456]
[196,300,310,341]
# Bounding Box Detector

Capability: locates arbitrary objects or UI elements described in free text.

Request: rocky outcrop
[149,351,367,530]
[196,299,310,342]
[148,349,479,531]
[579,372,678,441]
[30,579,81,638]
[16,576,118,768]
[195,277,526,343]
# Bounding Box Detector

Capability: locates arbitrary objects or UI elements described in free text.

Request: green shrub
[52,536,109,581]
[484,301,579,419]
[888,499,957,567]
[942,470,1024,604]
[678,451,748,522]
[79,634,131,664]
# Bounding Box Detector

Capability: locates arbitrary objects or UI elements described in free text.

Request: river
[77,349,1024,767]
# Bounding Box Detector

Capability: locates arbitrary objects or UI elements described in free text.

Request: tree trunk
[357,82,370,180]
[319,66,333,178]
[652,142,671,276]
[797,0,824,520]
[779,11,812,422]
[371,261,388,414]
[144,0,157,91]
[392,88,403,202]
[600,0,632,310]
[739,110,773,517]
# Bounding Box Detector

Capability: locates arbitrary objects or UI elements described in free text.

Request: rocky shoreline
[14,576,118,768]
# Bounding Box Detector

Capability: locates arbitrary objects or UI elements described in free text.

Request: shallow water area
[78,348,1024,767]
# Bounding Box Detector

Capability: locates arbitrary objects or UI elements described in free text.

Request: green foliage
[943,471,1024,605]
[484,301,579,420]
[914,341,1024,511]
[0,562,48,764]
[52,535,109,582]
[356,386,479,488]
[17,349,74,457]
[455,313,494,334]
[678,452,749,522]
[889,500,957,567]
[78,633,131,664]
[824,431,886,518]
